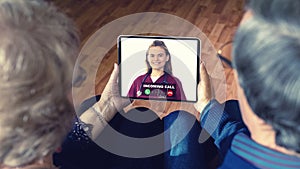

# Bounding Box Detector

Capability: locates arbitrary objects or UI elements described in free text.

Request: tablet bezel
[118,35,200,103]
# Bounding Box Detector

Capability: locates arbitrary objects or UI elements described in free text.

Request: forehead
[148,46,165,54]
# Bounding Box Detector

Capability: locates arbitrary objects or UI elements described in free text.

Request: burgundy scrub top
[127,72,186,101]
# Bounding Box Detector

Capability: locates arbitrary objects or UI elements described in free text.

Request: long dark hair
[145,40,173,75]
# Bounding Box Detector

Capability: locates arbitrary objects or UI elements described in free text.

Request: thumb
[107,63,119,84]
[200,62,209,86]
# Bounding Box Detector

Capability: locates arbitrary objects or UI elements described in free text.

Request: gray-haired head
[233,16,300,153]
[0,0,79,167]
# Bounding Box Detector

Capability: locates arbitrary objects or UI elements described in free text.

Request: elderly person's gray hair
[0,0,79,167]
[233,15,300,153]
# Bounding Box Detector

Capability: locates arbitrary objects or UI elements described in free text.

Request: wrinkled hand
[97,63,130,121]
[194,63,213,114]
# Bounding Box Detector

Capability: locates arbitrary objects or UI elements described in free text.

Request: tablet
[118,35,200,102]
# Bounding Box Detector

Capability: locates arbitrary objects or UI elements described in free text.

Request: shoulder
[165,73,182,84]
[220,149,257,169]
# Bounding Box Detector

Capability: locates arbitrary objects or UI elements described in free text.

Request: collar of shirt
[231,133,300,169]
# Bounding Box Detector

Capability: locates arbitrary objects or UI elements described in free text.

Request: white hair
[0,0,79,167]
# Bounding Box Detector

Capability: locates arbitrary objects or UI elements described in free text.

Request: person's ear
[234,69,265,136]
[233,69,239,84]
[166,54,170,61]
[240,9,253,24]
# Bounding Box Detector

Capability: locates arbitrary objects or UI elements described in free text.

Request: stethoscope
[137,69,168,97]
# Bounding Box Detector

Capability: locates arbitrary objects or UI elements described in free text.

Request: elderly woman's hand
[79,63,130,139]
[194,63,213,115]
[97,63,131,121]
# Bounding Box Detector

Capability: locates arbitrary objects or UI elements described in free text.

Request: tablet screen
[118,35,200,102]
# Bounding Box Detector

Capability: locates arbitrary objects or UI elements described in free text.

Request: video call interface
[118,35,200,102]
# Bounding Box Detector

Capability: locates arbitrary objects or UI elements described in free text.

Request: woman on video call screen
[127,40,186,101]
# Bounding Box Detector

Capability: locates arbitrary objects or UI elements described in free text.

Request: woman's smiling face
[147,46,169,71]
